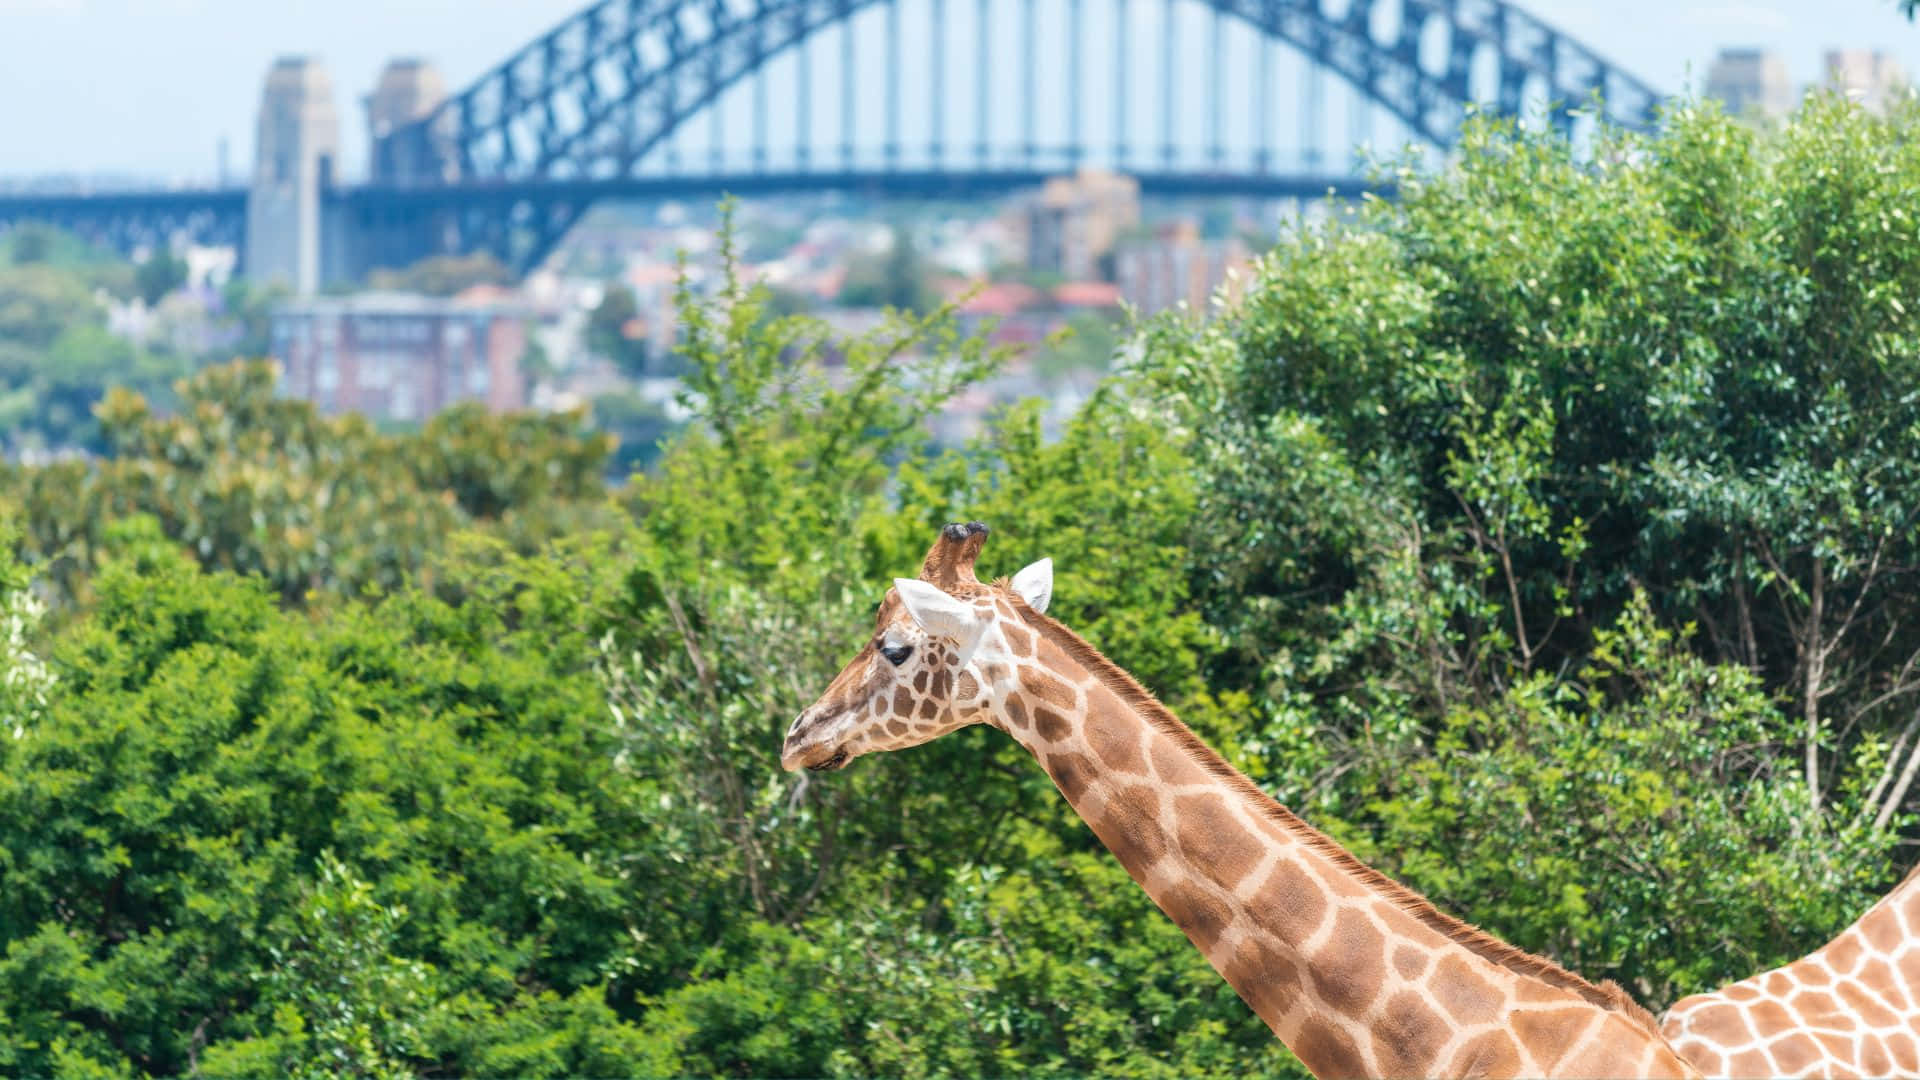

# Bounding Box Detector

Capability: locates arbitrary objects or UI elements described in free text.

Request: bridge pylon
[246,57,339,296]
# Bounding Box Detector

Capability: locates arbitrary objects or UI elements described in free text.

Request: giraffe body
[1661,866,1920,1078]
[783,523,1700,1079]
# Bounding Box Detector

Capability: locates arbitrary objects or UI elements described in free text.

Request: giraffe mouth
[805,748,851,772]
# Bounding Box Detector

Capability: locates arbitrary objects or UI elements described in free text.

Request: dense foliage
[1,97,1917,1076]
[0,363,620,608]
[1139,93,1918,1003]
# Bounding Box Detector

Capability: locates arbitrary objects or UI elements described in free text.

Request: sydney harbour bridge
[0,0,1662,286]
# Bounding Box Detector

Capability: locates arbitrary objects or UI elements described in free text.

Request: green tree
[217,277,284,360]
[0,519,657,1077]
[593,212,1280,1077]
[1136,94,1913,1001]
[0,261,188,454]
[365,253,512,297]
[11,96,1920,1079]
[838,225,936,312]
[133,246,187,305]
[4,361,618,606]
[5,224,54,265]
[587,281,649,377]
[0,526,53,738]
[590,389,680,478]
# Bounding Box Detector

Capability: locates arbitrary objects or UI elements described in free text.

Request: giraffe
[1660,863,1920,1078]
[781,522,1701,1079]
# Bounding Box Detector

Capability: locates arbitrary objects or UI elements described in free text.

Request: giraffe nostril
[786,711,811,740]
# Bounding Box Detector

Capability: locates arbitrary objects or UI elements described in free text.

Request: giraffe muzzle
[781,708,854,772]
[806,749,851,772]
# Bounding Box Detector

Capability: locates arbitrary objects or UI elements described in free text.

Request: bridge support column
[246,57,340,296]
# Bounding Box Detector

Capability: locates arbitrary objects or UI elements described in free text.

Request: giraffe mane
[997,586,1663,1036]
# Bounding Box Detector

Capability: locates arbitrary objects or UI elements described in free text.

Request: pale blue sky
[0,0,1913,181]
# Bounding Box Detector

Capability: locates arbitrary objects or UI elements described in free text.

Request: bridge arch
[379,0,1661,189]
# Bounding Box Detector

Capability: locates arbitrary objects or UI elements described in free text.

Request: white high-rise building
[1705,48,1794,121]
[1824,49,1912,114]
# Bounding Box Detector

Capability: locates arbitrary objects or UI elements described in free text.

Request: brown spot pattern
[1251,859,1327,943]
[1309,907,1385,1016]
[1025,669,1076,710]
[1511,1008,1594,1073]
[1046,752,1096,801]
[1888,1031,1919,1070]
[1683,1003,1749,1047]
[1159,881,1235,951]
[1862,1035,1894,1077]
[1172,794,1260,892]
[1293,1022,1368,1080]
[1221,937,1302,1020]
[1008,626,1034,657]
[1091,783,1168,876]
[1391,944,1429,982]
[1447,1029,1522,1078]
[1034,706,1073,743]
[1725,1048,1772,1077]
[1863,911,1901,952]
[1432,955,1502,1025]
[1513,978,1568,1005]
[1373,990,1448,1077]
[1826,934,1863,973]
[1004,692,1029,729]
[1088,718,1148,774]
[1151,739,1211,786]
[1813,1031,1852,1061]
[1766,1033,1817,1074]
[1900,947,1920,990]
[1749,998,1795,1035]
[1833,979,1898,1027]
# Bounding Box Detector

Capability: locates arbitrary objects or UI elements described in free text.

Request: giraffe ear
[1011,558,1052,614]
[893,578,985,645]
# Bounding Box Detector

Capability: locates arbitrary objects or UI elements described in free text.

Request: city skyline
[0,0,1914,181]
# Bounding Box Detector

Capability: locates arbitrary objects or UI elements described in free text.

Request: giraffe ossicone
[784,523,1702,1079]
[1660,863,1920,1078]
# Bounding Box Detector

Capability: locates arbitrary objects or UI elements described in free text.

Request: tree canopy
[1,96,1917,1076]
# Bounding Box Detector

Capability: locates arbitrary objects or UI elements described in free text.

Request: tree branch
[1877,705,1920,831]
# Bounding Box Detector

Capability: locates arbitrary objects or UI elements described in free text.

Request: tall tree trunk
[1805,557,1825,814]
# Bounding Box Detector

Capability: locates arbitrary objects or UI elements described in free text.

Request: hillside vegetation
[2,97,1917,1076]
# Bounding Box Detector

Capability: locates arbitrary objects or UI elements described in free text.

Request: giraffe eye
[881,644,913,666]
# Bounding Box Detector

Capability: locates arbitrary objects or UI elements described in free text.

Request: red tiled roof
[452,283,517,307]
[958,282,1042,317]
[626,263,680,288]
[1052,281,1123,308]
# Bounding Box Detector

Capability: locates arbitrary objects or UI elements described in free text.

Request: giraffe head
[780,521,1051,772]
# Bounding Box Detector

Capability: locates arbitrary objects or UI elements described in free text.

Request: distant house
[1051,281,1123,311]
[269,292,528,422]
[957,281,1042,319]
[1113,221,1253,316]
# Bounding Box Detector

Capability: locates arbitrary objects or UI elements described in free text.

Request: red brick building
[269,292,528,421]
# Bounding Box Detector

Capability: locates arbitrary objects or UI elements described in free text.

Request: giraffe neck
[986,608,1694,1079]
